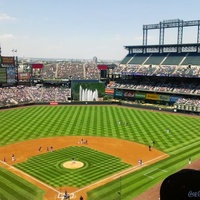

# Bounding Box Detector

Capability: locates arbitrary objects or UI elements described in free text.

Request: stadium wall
[114,89,181,104]
[1,101,199,116]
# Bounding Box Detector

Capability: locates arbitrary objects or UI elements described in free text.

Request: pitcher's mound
[63,161,84,169]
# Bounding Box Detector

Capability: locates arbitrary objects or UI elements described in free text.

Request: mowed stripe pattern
[14,146,131,187]
[1,105,200,200]
[1,106,200,153]
[0,166,44,200]
[88,140,200,200]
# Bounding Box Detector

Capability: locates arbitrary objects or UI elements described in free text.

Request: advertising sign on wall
[114,90,124,97]
[18,72,31,80]
[124,91,134,97]
[105,88,114,95]
[146,93,158,100]
[158,95,170,101]
[170,96,180,103]
[135,93,146,99]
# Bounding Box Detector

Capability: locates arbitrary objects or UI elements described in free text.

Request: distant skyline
[0,0,200,60]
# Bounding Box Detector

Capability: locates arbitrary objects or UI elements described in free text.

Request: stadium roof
[124,43,200,54]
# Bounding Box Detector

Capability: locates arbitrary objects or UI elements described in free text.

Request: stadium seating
[0,86,71,106]
[120,54,135,64]
[182,52,200,65]
[128,53,151,65]
[162,53,187,65]
[144,53,168,65]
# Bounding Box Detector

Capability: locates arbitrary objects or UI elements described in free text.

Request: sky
[0,0,200,60]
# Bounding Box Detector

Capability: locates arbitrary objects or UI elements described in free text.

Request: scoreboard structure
[0,68,7,83]
[0,56,17,84]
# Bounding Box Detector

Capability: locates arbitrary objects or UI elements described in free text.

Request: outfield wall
[0,101,199,116]
[0,101,175,114]
[113,89,200,114]
[114,89,181,104]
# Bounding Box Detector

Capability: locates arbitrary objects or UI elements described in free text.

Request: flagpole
[12,49,17,57]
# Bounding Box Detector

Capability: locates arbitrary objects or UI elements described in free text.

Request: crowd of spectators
[22,61,200,80]
[174,98,200,112]
[85,64,99,80]
[36,62,100,80]
[0,86,71,107]
[115,65,200,77]
[2,62,200,109]
[35,64,56,79]
[109,80,200,95]
[0,86,33,107]
[175,98,200,106]
[1,83,200,110]
[106,78,200,109]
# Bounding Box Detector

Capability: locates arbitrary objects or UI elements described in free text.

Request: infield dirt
[0,136,167,200]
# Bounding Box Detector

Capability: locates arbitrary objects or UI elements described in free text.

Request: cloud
[0,33,16,40]
[0,13,16,21]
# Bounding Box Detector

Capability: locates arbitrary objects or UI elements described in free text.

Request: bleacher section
[121,52,200,66]
[39,62,99,80]
[120,54,135,64]
[119,65,200,77]
[135,65,157,76]
[111,81,200,95]
[161,53,186,65]
[128,53,151,65]
[144,53,168,65]
[182,52,200,65]
[0,86,71,107]
[156,65,176,76]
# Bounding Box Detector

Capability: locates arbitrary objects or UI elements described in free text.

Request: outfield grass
[1,105,200,200]
[0,166,45,200]
[88,141,200,199]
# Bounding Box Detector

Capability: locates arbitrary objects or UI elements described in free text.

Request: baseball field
[0,105,200,200]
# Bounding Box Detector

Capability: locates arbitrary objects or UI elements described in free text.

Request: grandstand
[121,51,200,68]
[111,19,200,113]
[1,19,200,200]
[1,19,200,114]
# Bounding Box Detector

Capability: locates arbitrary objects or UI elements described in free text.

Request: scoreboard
[0,68,7,83]
[0,56,15,83]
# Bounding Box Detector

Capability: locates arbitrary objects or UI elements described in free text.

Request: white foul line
[0,161,60,194]
[0,153,169,199]
[72,153,168,197]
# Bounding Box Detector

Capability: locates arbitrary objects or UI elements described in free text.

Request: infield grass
[14,146,131,187]
[1,105,200,200]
